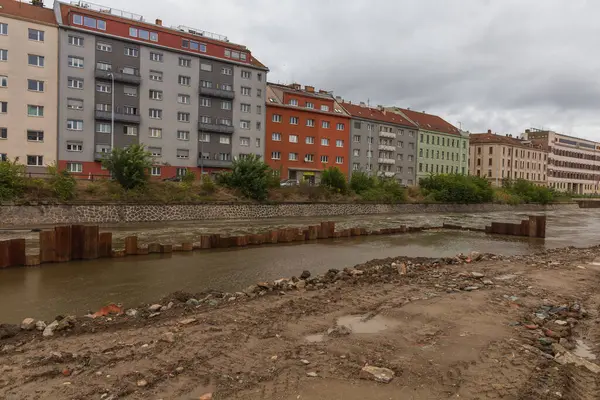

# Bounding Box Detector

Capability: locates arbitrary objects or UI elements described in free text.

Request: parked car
[163,176,183,182]
[280,179,299,187]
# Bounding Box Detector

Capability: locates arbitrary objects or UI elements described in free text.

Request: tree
[101,145,153,190]
[320,167,348,193]
[216,154,271,200]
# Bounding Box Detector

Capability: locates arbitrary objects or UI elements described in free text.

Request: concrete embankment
[0,202,577,226]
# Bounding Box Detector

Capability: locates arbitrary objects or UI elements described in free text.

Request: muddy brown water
[0,208,598,323]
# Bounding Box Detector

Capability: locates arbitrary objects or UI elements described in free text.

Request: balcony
[198,86,235,99]
[95,68,141,85]
[378,144,395,152]
[95,109,141,124]
[379,131,396,139]
[198,121,234,134]
[378,158,396,165]
[94,151,110,161]
[198,158,232,168]
[382,171,396,178]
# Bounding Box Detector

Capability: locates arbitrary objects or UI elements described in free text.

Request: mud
[1,247,599,399]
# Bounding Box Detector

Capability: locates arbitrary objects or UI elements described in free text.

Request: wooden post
[39,230,56,263]
[8,239,26,267]
[536,216,547,238]
[98,232,113,258]
[124,236,138,255]
[210,234,221,248]
[54,225,72,262]
[528,216,538,238]
[0,240,10,268]
[137,245,150,255]
[328,221,336,236]
[70,224,85,260]
[82,225,100,260]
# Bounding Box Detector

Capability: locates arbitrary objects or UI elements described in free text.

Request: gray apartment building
[53,1,267,178]
[340,101,418,185]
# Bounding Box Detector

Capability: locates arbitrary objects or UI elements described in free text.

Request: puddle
[336,314,400,334]
[305,334,325,343]
[574,339,597,361]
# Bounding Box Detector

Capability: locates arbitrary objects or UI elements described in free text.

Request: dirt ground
[1,247,599,399]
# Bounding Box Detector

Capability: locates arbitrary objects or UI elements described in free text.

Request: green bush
[267,166,283,188]
[358,177,406,203]
[419,174,494,203]
[320,167,348,193]
[200,175,216,194]
[181,169,196,187]
[350,171,376,194]
[101,144,153,190]
[502,179,554,204]
[0,158,26,201]
[216,154,270,200]
[48,164,76,201]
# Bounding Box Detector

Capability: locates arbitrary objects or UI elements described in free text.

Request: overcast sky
[87,0,600,141]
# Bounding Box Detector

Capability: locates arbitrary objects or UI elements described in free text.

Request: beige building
[0,1,58,173]
[469,130,548,186]
[523,129,600,194]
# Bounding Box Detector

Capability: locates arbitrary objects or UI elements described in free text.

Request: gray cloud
[96,0,600,140]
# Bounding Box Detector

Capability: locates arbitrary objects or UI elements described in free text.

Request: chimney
[289,83,300,90]
[305,85,315,93]
[155,19,163,26]
[30,0,44,6]
[525,129,531,134]
[318,89,328,94]
[359,102,366,108]
[335,95,342,102]
[487,129,492,134]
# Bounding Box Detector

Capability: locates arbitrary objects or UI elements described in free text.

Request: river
[0,208,597,323]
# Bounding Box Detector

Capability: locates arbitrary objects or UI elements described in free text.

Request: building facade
[53,1,267,178]
[340,101,418,185]
[265,83,350,184]
[523,129,600,194]
[469,130,548,186]
[386,107,468,182]
[0,1,59,173]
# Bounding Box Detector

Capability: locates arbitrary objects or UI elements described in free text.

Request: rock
[301,359,310,365]
[348,269,364,276]
[199,393,212,400]
[0,324,19,340]
[296,280,306,289]
[149,312,161,318]
[125,309,139,317]
[175,366,184,373]
[179,318,196,325]
[306,372,318,377]
[359,365,395,384]
[20,318,36,331]
[35,321,46,331]
[136,379,148,387]
[552,343,600,373]
[524,324,539,330]
[471,272,485,278]
[470,251,482,261]
[149,304,162,312]
[300,270,311,280]
[554,320,568,326]
[186,298,200,306]
[482,279,494,285]
[463,286,479,291]
[327,325,352,337]
[43,320,59,337]
[56,316,76,332]
[162,332,175,343]
[273,278,288,287]
[166,301,174,310]
[539,337,555,346]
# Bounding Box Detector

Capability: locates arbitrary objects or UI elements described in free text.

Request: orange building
[265,83,351,184]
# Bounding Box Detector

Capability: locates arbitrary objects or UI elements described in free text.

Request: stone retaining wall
[0,202,577,227]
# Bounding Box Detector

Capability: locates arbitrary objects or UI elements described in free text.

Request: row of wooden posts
[0,216,547,269]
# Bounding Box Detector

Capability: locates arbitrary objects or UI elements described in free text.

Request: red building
[265,83,351,184]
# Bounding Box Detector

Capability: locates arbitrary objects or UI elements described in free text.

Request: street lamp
[199,129,204,183]
[108,72,115,151]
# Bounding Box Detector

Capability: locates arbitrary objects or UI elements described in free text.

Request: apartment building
[340,101,418,185]
[523,129,600,194]
[265,83,350,184]
[0,1,59,173]
[53,1,267,178]
[386,107,468,182]
[469,130,548,186]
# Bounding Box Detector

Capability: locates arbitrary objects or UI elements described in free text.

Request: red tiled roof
[341,102,417,128]
[470,133,546,150]
[0,0,57,26]
[396,108,460,136]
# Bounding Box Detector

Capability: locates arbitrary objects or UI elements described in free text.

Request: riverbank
[1,245,599,399]
[0,202,576,226]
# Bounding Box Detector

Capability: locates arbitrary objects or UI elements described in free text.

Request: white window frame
[151,166,161,176]
[289,153,298,161]
[150,52,163,62]
[178,75,191,86]
[177,112,190,123]
[221,67,232,75]
[96,42,112,52]
[68,56,84,68]
[27,105,43,117]
[149,109,162,119]
[272,133,282,141]
[321,138,330,146]
[68,35,83,46]
[96,83,111,93]
[66,142,83,152]
[178,94,190,104]
[220,135,231,144]
[272,114,282,123]
[240,120,251,130]
[179,58,191,67]
[271,151,281,160]
[124,47,139,57]
[26,155,43,166]
[336,139,344,147]
[149,89,163,100]
[336,156,344,164]
[306,136,315,144]
[95,122,111,133]
[322,121,330,129]
[28,29,44,42]
[306,119,315,127]
[177,130,190,141]
[321,155,329,163]
[240,137,250,147]
[28,54,44,67]
[68,77,84,89]
[66,162,83,173]
[290,116,299,125]
[289,134,298,143]
[336,123,345,131]
[149,71,163,81]
[67,119,83,130]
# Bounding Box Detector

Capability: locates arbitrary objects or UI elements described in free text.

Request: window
[200,80,213,89]
[179,58,191,67]
[96,42,111,52]
[272,114,282,123]
[241,87,251,96]
[241,103,251,113]
[321,155,329,163]
[68,77,83,89]
[178,75,191,86]
[353,149,360,157]
[256,105,262,114]
[353,135,361,143]
[150,167,161,176]
[149,128,162,138]
[28,105,43,117]
[306,119,315,127]
[178,94,191,104]
[321,138,330,146]
[240,120,251,129]
[221,101,232,110]
[123,86,137,97]
[27,130,44,142]
[176,167,188,177]
[149,109,162,119]
[67,98,83,110]
[96,83,111,93]
[240,137,250,147]
[177,112,190,122]
[96,103,109,112]
[67,35,83,47]
[96,61,111,71]
[321,105,329,112]
[290,116,299,125]
[65,119,83,130]
[336,123,345,131]
[200,98,212,107]
[336,156,344,164]
[322,121,330,129]
[219,135,231,144]
[28,54,44,67]
[176,130,190,141]
[336,139,344,147]
[176,149,189,159]
[124,125,138,136]
[200,63,212,72]
[272,133,282,141]
[257,89,262,98]
[257,72,262,81]
[199,132,210,142]
[221,67,232,75]
[289,99,298,106]
[241,70,251,79]
[306,102,314,109]
[150,52,163,62]
[289,134,298,143]
[256,121,262,131]
[66,141,83,151]
[0,49,6,61]
[288,152,298,161]
[304,154,315,162]
[67,162,83,173]
[96,122,111,133]
[271,151,281,160]
[28,29,44,42]
[0,23,7,35]
[26,155,43,166]
[148,147,162,157]
[149,70,163,81]
[149,89,163,100]
[0,75,8,88]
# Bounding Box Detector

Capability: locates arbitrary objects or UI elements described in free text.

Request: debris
[91,303,122,318]
[162,332,175,343]
[482,279,494,285]
[42,321,59,337]
[35,321,47,331]
[186,298,200,306]
[463,286,479,291]
[125,309,139,317]
[359,365,395,383]
[552,343,600,373]
[301,359,310,365]
[179,318,197,325]
[148,304,162,312]
[554,320,568,326]
[300,270,311,280]
[20,318,36,331]
[136,379,148,387]
[199,393,212,400]
[471,272,485,278]
[306,372,318,377]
